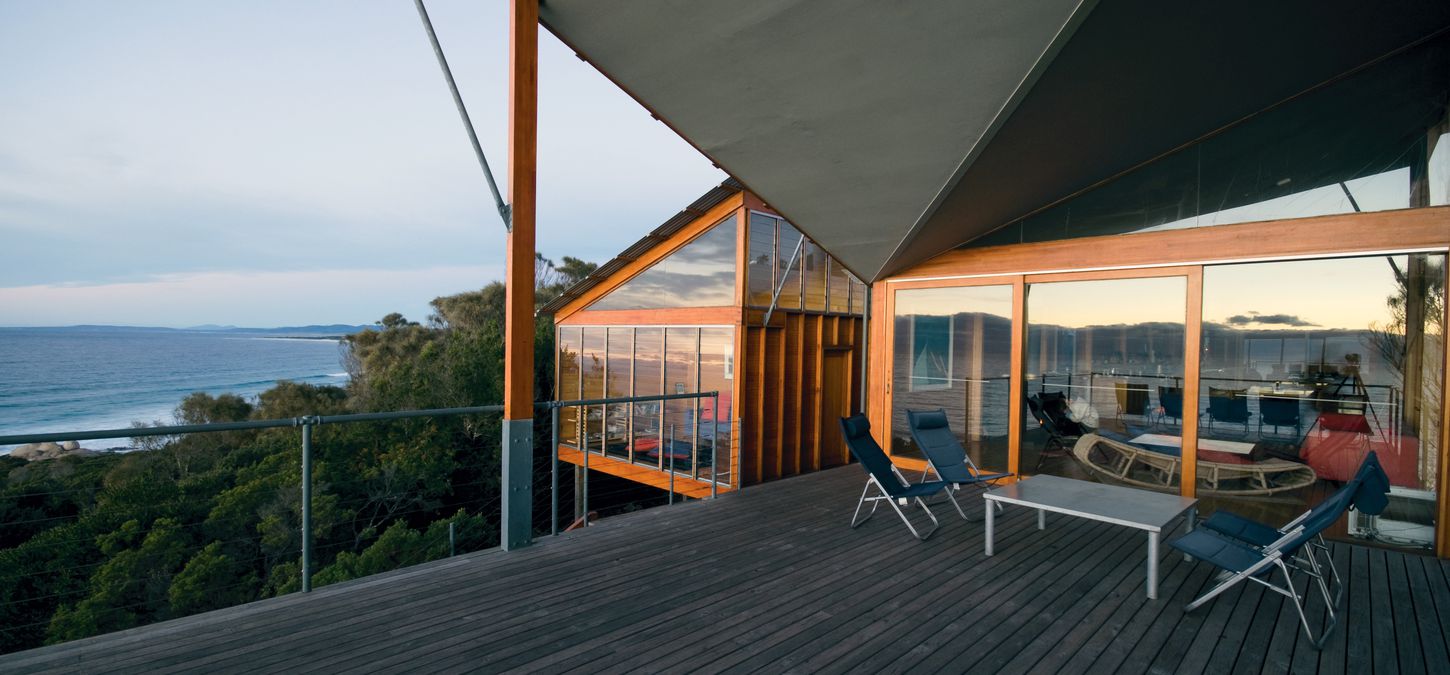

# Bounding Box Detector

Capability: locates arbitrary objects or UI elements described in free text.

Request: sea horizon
[0,327,355,452]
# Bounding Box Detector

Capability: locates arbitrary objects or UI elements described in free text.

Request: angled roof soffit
[540,0,1091,280]
[542,1,1450,281]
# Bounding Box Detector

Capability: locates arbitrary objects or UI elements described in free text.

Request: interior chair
[1258,394,1302,436]
[1206,387,1251,434]
[1114,382,1151,422]
[1157,386,1184,426]
[1026,391,1086,471]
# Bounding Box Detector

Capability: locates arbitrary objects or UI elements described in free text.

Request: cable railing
[0,390,728,654]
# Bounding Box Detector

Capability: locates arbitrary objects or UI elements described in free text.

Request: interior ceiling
[539,0,1450,281]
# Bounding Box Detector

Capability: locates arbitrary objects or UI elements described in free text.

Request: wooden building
[541,181,868,497]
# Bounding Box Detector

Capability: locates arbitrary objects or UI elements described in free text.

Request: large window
[1023,277,1187,485]
[589,217,737,310]
[969,33,1449,248]
[891,285,1013,472]
[1201,253,1445,550]
[556,324,735,486]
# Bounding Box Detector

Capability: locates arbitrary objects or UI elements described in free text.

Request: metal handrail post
[449,522,456,557]
[582,404,589,526]
[550,404,559,536]
[711,392,719,499]
[668,424,675,505]
[300,419,313,593]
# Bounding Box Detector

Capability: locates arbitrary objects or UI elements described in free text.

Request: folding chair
[1171,479,1359,649]
[1198,451,1389,607]
[906,409,1012,520]
[840,414,947,541]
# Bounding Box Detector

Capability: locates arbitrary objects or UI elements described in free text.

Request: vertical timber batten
[501,0,538,551]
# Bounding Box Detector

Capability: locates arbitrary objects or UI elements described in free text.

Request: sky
[0,1,724,328]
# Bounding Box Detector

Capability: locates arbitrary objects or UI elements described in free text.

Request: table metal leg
[984,498,995,556]
[1184,506,1197,561]
[1147,531,1160,600]
[1037,509,1045,530]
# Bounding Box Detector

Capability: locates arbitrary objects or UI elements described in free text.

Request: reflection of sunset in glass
[1029,277,1186,329]
[1206,255,1414,331]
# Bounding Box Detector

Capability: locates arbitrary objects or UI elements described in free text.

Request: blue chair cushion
[1202,511,1282,548]
[1169,529,1266,574]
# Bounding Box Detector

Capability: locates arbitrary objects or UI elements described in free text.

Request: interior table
[983,475,1198,599]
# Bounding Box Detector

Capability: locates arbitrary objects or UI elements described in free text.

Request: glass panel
[827,258,851,313]
[557,327,581,447]
[589,217,738,310]
[663,328,699,472]
[776,223,804,311]
[746,213,777,307]
[631,328,664,467]
[1201,253,1445,552]
[580,327,606,453]
[605,327,632,460]
[963,33,1450,248]
[850,274,867,315]
[802,239,828,311]
[699,328,734,484]
[891,286,1013,474]
[1023,277,1186,486]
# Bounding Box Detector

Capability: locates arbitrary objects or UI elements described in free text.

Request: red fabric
[1198,449,1253,465]
[1318,413,1372,433]
[1300,426,1422,488]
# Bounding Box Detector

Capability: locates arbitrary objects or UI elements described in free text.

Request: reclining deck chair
[840,414,948,541]
[1170,476,1362,649]
[1197,452,1389,608]
[906,409,1012,520]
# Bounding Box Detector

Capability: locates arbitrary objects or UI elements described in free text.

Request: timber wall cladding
[741,313,863,485]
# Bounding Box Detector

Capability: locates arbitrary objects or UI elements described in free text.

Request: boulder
[60,441,79,451]
[10,443,39,460]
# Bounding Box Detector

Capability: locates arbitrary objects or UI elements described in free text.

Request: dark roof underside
[541,0,1450,280]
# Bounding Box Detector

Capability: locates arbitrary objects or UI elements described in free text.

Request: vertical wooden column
[1181,268,1204,497]
[501,0,538,551]
[1008,277,1026,481]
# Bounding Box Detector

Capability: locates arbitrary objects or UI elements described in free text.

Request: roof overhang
[541,0,1450,280]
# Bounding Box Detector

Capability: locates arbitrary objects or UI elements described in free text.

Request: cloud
[1223,312,1317,327]
[0,266,504,328]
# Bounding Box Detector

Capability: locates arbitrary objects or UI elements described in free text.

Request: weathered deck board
[0,465,1445,674]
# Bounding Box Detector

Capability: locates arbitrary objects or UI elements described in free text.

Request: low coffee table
[983,475,1197,599]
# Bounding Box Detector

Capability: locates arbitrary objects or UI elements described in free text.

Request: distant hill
[7,324,372,336]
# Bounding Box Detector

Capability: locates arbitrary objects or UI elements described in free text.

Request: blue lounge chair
[840,414,947,540]
[906,409,1012,520]
[1171,477,1360,648]
[1198,451,1389,607]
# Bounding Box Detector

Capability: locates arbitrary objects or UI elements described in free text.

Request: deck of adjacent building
[3,466,1448,674]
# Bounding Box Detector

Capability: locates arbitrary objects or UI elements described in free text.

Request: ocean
[0,328,350,451]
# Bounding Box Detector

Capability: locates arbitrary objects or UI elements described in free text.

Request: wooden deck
[3,466,1448,674]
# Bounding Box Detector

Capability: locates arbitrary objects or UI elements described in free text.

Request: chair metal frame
[906,409,1011,521]
[850,464,942,541]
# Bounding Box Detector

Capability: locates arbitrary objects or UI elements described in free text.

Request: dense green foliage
[0,256,596,654]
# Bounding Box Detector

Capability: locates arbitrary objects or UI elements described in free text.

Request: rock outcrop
[9,442,100,461]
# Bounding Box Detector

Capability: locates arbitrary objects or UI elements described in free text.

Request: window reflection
[580,327,606,451]
[699,328,733,482]
[1023,277,1186,488]
[632,328,663,464]
[776,223,804,311]
[891,286,1013,472]
[827,258,850,314]
[664,328,699,473]
[557,327,581,446]
[589,217,737,310]
[1201,254,1445,551]
[605,328,632,460]
[747,213,776,307]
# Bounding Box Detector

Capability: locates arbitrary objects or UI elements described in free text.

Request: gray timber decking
[2,465,1447,674]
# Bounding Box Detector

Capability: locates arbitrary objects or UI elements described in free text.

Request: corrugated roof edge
[537,178,745,317]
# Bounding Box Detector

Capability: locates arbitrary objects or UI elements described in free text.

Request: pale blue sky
[0,1,723,327]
